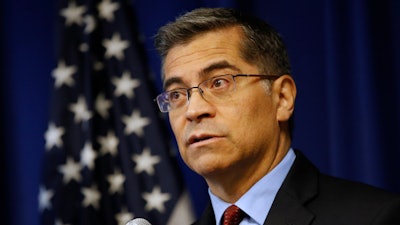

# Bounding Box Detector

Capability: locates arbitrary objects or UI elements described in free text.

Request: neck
[205,134,291,203]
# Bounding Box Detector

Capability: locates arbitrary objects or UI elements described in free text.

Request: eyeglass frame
[154,74,282,113]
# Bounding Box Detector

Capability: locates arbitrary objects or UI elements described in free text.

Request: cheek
[230,95,276,136]
[229,92,272,120]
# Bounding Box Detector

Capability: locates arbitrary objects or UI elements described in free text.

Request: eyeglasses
[155,74,281,113]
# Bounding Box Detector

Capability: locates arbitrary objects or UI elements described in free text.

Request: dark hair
[154,8,291,75]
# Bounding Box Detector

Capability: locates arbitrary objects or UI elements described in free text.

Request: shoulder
[289,150,400,224]
[311,171,400,224]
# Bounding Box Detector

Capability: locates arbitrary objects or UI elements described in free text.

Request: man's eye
[211,77,230,89]
[168,90,186,101]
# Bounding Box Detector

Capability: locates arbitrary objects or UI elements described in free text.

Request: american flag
[39,0,194,224]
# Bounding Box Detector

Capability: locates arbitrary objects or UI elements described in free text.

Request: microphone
[125,218,152,225]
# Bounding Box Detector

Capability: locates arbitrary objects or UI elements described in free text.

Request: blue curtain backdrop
[1,0,399,225]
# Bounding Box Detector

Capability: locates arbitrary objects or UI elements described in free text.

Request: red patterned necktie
[223,205,245,225]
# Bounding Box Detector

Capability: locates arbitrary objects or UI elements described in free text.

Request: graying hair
[154,8,292,76]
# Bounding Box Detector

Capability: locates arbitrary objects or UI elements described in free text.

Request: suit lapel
[191,203,215,225]
[264,150,319,225]
[263,191,314,225]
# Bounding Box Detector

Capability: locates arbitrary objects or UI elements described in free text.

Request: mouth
[188,134,216,145]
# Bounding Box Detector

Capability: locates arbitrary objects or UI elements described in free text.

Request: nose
[186,86,204,101]
[185,88,215,121]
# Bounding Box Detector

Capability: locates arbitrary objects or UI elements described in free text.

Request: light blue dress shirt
[209,148,296,225]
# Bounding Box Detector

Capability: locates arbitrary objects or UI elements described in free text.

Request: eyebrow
[200,60,241,76]
[163,77,184,90]
[163,60,241,90]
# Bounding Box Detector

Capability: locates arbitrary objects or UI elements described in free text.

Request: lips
[187,134,216,145]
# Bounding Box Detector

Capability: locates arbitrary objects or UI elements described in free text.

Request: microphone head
[126,218,152,225]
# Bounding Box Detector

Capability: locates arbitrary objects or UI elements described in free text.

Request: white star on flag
[44,123,65,150]
[98,0,120,22]
[52,60,77,88]
[79,43,90,52]
[115,207,134,225]
[132,148,161,175]
[97,131,119,156]
[95,92,112,119]
[69,96,93,123]
[107,169,126,194]
[82,185,101,209]
[122,110,150,136]
[83,15,96,34]
[58,157,83,184]
[103,32,130,60]
[142,186,171,213]
[80,142,97,170]
[93,60,104,71]
[38,186,54,212]
[112,71,140,98]
[60,1,86,26]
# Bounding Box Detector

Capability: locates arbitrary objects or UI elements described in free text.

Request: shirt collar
[209,148,296,225]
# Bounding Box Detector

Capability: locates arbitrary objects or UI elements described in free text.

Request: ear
[273,75,297,122]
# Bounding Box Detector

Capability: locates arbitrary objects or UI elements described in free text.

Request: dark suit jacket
[192,150,400,225]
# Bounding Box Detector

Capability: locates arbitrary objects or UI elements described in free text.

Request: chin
[184,146,233,175]
[190,159,231,178]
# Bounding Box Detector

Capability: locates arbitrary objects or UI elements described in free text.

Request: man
[153,8,400,225]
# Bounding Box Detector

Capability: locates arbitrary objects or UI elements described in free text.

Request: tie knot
[223,205,245,225]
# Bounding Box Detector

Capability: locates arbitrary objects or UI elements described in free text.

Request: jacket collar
[192,202,215,225]
[263,150,318,225]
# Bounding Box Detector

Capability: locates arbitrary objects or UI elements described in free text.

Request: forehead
[163,27,248,82]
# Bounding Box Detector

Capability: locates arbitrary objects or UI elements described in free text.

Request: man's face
[163,27,283,180]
